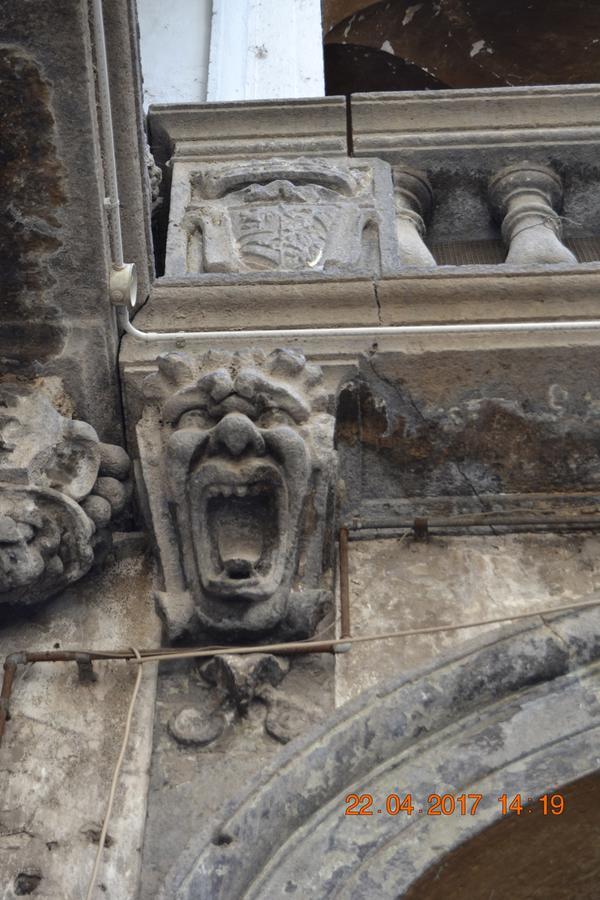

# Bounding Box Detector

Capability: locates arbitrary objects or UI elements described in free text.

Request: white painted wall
[137,0,212,107]
[208,0,325,102]
[137,0,325,108]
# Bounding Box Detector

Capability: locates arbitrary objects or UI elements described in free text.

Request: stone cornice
[148,96,347,161]
[350,84,600,156]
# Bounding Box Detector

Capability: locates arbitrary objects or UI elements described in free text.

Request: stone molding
[148,97,347,162]
[350,84,600,157]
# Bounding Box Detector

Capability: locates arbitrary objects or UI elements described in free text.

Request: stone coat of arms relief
[137,348,337,641]
[166,157,398,275]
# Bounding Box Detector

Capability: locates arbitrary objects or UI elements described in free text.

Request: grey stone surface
[140,651,334,899]
[335,532,600,705]
[0,549,160,900]
[159,609,600,899]
[0,385,130,609]
[138,348,337,640]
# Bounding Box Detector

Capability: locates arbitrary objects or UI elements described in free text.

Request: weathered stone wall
[0,0,152,442]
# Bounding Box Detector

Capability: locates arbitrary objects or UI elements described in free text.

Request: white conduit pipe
[91,0,137,305]
[118,307,600,343]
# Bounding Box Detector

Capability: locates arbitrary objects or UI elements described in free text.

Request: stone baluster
[488,163,576,265]
[392,168,436,267]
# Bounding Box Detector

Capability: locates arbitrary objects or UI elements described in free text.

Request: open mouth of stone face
[195,465,287,599]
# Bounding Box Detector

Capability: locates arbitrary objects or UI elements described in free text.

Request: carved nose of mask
[208,413,265,457]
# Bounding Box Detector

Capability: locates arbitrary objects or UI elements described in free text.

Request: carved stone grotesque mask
[0,385,130,608]
[141,349,337,640]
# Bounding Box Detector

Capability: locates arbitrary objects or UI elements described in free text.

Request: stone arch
[161,606,600,898]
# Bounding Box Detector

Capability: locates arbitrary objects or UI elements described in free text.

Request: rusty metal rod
[347,513,600,532]
[339,526,351,639]
[0,641,341,748]
[4,593,600,746]
[0,656,19,747]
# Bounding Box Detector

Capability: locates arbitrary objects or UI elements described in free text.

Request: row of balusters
[394,162,578,267]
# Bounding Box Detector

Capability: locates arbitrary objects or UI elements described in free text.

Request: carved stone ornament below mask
[139,348,337,641]
[0,385,130,608]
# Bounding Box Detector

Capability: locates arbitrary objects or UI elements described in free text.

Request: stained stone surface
[0,545,160,900]
[336,346,600,517]
[335,532,600,705]
[140,652,334,899]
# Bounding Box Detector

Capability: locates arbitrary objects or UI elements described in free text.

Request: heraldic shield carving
[180,158,380,274]
[139,348,337,642]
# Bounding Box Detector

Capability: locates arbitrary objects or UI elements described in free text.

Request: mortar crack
[373,281,382,325]
[540,615,573,657]
[454,461,498,534]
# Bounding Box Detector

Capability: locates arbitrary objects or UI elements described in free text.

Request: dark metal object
[339,526,351,639]
[76,653,97,684]
[413,517,429,541]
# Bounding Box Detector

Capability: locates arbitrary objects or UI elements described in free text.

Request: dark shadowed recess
[324,0,600,94]
[404,771,600,900]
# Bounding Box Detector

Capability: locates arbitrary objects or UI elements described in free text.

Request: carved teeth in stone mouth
[201,476,283,593]
[205,484,268,498]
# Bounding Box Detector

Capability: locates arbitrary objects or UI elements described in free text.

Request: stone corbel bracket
[392,167,436,267]
[488,162,577,265]
[137,348,338,643]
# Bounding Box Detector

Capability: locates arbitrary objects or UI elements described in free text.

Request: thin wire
[84,648,143,900]
[134,594,600,664]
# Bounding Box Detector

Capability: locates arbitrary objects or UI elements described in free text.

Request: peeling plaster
[402,4,423,27]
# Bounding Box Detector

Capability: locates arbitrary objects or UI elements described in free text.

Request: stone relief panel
[138,348,337,641]
[165,157,399,276]
[0,385,130,608]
